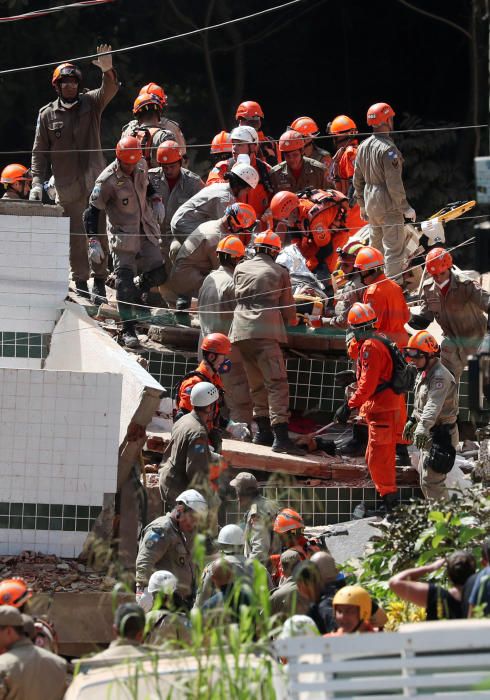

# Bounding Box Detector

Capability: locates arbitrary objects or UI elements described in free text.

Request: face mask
[218,359,232,374]
[59,98,79,109]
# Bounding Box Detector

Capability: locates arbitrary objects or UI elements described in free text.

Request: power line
[0,0,114,24]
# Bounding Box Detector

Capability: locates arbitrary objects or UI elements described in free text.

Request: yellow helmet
[332,585,372,622]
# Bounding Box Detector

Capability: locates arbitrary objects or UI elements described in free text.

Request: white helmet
[231,162,259,190]
[230,125,259,145]
[148,570,178,595]
[175,489,208,515]
[217,524,244,547]
[278,614,320,639]
[190,381,219,407]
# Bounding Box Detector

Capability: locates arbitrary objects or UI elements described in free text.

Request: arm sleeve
[414,290,435,325]
[279,269,298,326]
[382,148,409,210]
[185,434,210,482]
[135,531,170,586]
[31,111,51,188]
[465,280,490,313]
[353,158,365,208]
[418,376,450,432]
[89,68,119,112]
[348,343,382,408]
[83,204,100,237]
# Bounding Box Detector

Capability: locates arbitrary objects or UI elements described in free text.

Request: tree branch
[395,0,472,40]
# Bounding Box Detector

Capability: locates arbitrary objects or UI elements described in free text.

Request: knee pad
[139,265,167,293]
[115,268,138,303]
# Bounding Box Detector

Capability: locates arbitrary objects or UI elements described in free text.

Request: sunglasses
[404,348,425,358]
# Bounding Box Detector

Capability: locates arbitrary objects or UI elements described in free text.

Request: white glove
[226,420,250,441]
[136,588,153,613]
[151,195,166,224]
[44,176,58,203]
[29,184,43,201]
[88,238,104,265]
[92,43,113,73]
[404,207,416,222]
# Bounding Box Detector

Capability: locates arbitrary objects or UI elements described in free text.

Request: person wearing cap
[0,605,67,699]
[81,603,148,667]
[30,45,118,301]
[270,130,328,194]
[270,550,310,622]
[136,489,208,604]
[230,472,278,565]
[143,571,192,647]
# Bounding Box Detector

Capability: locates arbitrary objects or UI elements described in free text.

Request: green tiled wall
[0,503,102,531]
[0,332,50,359]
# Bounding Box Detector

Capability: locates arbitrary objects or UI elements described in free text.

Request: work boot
[121,323,139,349]
[91,278,107,305]
[175,296,191,326]
[396,443,411,466]
[252,416,274,446]
[271,423,306,456]
[75,280,90,300]
[382,492,399,515]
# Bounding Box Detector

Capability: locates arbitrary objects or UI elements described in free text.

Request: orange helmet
[0,578,32,608]
[354,246,384,271]
[139,82,167,105]
[235,100,264,120]
[347,302,377,328]
[273,508,304,534]
[405,330,439,356]
[211,130,232,155]
[290,116,319,137]
[366,102,395,126]
[1,164,31,184]
[225,202,256,231]
[216,235,246,258]
[254,230,282,251]
[201,332,231,355]
[279,129,304,153]
[52,62,82,86]
[133,91,162,115]
[338,240,363,260]
[116,136,142,164]
[328,115,358,134]
[271,191,299,220]
[425,247,453,276]
[156,140,182,164]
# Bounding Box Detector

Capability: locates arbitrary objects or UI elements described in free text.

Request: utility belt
[424,422,457,475]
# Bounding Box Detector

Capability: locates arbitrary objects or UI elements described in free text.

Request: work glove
[92,43,113,73]
[44,175,58,203]
[334,401,351,425]
[303,313,325,329]
[404,206,416,223]
[402,417,417,442]
[29,184,43,201]
[88,238,104,265]
[226,420,250,441]
[136,588,153,613]
[151,195,166,224]
[414,426,430,450]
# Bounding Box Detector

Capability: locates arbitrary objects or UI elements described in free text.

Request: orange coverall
[330,143,366,234]
[177,361,224,414]
[206,154,272,218]
[348,336,400,497]
[294,199,349,273]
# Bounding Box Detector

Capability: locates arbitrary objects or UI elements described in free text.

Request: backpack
[373,335,416,395]
[172,370,225,422]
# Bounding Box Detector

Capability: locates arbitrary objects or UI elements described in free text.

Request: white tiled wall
[4,530,88,558]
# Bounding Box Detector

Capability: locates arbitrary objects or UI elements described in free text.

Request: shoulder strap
[173,370,210,407]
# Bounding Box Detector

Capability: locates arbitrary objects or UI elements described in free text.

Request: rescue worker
[353,102,416,278]
[270,549,310,621]
[83,136,167,348]
[0,605,67,699]
[290,116,331,167]
[30,45,118,300]
[164,202,256,306]
[170,162,259,259]
[355,246,410,349]
[410,247,490,383]
[0,164,31,200]
[235,100,278,166]
[148,140,204,272]
[336,303,402,513]
[136,489,208,603]
[135,82,187,155]
[270,130,328,194]
[0,579,32,612]
[82,603,147,666]
[229,471,278,564]
[210,130,233,165]
[323,241,364,329]
[143,571,192,646]
[326,585,374,635]
[403,331,458,499]
[158,384,222,506]
[229,230,305,455]
[271,509,313,584]
[207,125,273,219]
[122,92,175,168]
[198,237,254,425]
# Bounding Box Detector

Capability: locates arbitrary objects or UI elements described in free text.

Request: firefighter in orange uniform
[121,92,175,168]
[209,130,233,165]
[327,114,366,234]
[290,117,331,168]
[235,100,278,166]
[335,303,401,513]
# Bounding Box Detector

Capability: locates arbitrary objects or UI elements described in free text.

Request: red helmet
[406,330,439,356]
[211,130,232,155]
[139,82,167,105]
[0,578,32,608]
[366,102,395,126]
[156,140,182,164]
[225,202,256,231]
[1,164,31,184]
[328,115,358,134]
[347,302,377,328]
[235,100,264,120]
[290,116,319,137]
[354,246,385,271]
[52,62,82,86]
[201,333,231,355]
[273,508,304,534]
[133,92,162,115]
[216,235,246,258]
[254,230,282,251]
[271,191,299,221]
[116,136,142,164]
[425,247,453,276]
[338,240,363,260]
[279,130,304,153]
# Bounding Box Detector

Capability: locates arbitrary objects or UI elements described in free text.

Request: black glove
[334,401,351,425]
[336,370,356,388]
